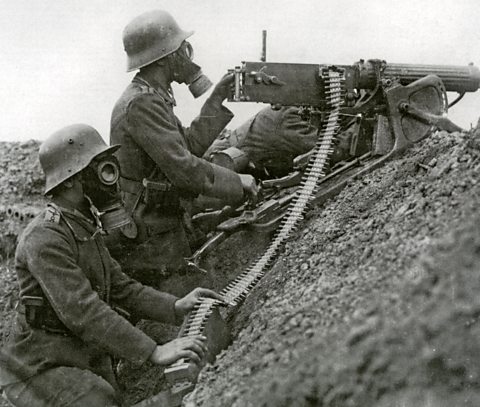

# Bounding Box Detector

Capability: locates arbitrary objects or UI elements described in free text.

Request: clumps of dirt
[189,128,480,406]
[1,127,480,406]
[0,140,44,201]
[0,260,18,345]
[0,140,45,259]
[0,140,44,358]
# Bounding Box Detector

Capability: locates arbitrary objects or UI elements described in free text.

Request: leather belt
[21,296,70,336]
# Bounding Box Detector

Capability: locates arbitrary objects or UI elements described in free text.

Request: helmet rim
[39,124,120,195]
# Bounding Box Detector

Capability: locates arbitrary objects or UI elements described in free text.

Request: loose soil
[189,128,480,406]
[0,124,480,406]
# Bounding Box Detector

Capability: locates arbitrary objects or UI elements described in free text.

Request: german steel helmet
[39,124,120,195]
[123,10,194,72]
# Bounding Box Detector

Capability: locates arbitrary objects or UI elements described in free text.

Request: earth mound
[0,125,479,406]
[189,128,480,406]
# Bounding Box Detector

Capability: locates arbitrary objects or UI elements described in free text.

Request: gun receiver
[229,59,480,154]
[229,60,480,107]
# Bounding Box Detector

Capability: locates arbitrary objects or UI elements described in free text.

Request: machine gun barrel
[359,61,480,93]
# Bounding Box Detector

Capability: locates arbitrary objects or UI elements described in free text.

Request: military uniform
[108,74,244,276]
[205,106,355,177]
[0,202,179,405]
[229,106,318,173]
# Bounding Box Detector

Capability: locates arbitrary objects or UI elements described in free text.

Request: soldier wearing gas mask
[0,124,224,406]
[108,10,258,283]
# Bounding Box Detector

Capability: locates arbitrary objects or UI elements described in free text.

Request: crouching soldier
[0,124,224,407]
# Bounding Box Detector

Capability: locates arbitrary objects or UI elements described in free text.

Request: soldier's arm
[183,94,234,156]
[241,107,317,160]
[25,223,157,365]
[183,73,235,156]
[108,256,182,324]
[279,107,318,154]
[127,93,244,203]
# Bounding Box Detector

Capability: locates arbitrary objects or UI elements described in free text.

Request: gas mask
[81,155,131,232]
[168,41,213,98]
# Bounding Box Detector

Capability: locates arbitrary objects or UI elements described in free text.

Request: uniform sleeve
[183,95,234,156]
[241,107,318,163]
[25,224,157,365]
[108,257,180,324]
[276,107,318,155]
[127,93,244,203]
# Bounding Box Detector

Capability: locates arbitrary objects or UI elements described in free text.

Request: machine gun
[230,59,479,142]
[162,39,480,404]
[185,58,480,274]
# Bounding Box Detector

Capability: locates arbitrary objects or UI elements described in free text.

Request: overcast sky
[0,0,479,142]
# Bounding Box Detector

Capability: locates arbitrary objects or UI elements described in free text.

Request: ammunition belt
[165,67,345,387]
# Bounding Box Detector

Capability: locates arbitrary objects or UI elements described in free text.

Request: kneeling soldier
[0,124,223,407]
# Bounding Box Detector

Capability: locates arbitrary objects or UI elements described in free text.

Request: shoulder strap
[133,77,176,106]
[44,203,61,224]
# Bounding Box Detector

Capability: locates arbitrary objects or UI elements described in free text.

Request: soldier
[204,106,357,178]
[108,10,258,281]
[0,124,224,407]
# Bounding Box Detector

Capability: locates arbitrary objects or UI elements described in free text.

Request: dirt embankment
[0,140,44,348]
[189,128,480,406]
[1,126,480,406]
[0,140,44,259]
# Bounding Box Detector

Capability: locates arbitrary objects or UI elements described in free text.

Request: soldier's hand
[149,336,207,365]
[209,73,234,102]
[239,173,259,204]
[175,287,226,317]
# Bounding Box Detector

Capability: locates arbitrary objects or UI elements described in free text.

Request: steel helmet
[39,124,120,195]
[123,10,194,72]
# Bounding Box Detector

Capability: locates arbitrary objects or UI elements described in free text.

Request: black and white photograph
[0,1,479,406]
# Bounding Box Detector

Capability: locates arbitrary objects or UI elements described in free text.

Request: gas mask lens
[97,159,120,186]
[183,41,194,60]
[82,155,130,232]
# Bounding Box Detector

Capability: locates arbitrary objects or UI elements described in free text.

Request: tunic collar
[133,74,177,106]
[49,199,103,240]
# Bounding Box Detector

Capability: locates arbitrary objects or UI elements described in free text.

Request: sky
[0,0,479,142]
